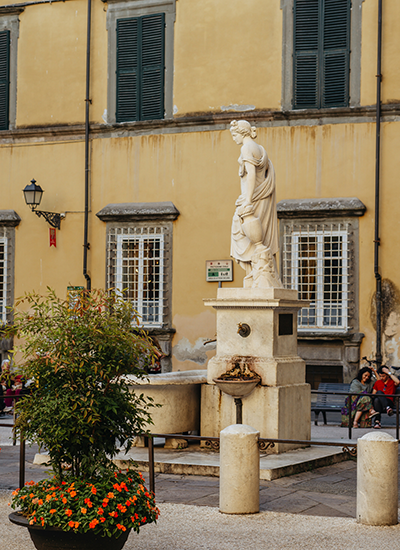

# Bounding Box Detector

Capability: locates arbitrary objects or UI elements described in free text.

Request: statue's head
[230,120,257,140]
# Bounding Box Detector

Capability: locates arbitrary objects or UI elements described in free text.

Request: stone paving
[1,418,400,519]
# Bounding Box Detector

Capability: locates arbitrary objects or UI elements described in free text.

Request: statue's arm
[244,161,256,205]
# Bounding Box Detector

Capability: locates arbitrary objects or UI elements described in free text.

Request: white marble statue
[229,120,283,289]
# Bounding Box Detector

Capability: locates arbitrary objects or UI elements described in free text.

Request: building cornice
[1,104,400,143]
[96,202,180,222]
[277,198,367,219]
[0,210,21,226]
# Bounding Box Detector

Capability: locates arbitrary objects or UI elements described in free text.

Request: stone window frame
[280,0,364,111]
[0,12,21,130]
[105,0,176,125]
[0,210,20,327]
[277,197,366,336]
[97,201,179,330]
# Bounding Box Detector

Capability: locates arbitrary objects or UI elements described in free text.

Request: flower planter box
[9,512,131,550]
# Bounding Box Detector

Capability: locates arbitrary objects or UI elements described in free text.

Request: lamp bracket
[32,208,62,230]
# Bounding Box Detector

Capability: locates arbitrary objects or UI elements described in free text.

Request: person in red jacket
[372,366,400,429]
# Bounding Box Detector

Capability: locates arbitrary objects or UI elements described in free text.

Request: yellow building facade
[0,0,399,386]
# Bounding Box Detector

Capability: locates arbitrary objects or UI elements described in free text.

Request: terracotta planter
[9,512,131,550]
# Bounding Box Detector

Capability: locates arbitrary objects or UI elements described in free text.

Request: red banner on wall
[49,228,56,247]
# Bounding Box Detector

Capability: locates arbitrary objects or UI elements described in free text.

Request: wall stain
[173,337,216,365]
[370,279,400,365]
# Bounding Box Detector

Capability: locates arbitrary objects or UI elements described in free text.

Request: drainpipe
[374,0,383,366]
[83,0,92,291]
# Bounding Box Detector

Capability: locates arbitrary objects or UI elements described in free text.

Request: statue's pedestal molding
[201,287,311,452]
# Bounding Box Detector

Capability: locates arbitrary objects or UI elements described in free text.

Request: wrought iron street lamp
[22,179,64,229]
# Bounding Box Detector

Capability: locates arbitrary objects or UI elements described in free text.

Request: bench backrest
[316,383,350,406]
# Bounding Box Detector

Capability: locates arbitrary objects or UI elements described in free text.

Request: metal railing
[143,433,357,495]
[3,387,399,494]
[311,389,400,440]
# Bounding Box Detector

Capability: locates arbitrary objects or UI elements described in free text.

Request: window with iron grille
[0,234,7,324]
[282,222,351,331]
[107,224,171,328]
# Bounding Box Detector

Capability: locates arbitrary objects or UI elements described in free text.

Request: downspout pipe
[83,0,92,291]
[374,0,383,366]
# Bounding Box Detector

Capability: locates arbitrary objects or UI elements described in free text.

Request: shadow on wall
[371,279,400,365]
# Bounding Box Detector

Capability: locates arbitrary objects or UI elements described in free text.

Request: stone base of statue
[201,287,311,453]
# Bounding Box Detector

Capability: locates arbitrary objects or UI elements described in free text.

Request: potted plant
[6,289,159,550]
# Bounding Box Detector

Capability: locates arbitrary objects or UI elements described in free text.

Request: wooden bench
[312,383,349,425]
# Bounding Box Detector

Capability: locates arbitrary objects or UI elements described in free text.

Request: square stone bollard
[357,432,398,525]
[219,424,260,514]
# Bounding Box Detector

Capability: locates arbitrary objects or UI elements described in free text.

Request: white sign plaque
[206,260,233,282]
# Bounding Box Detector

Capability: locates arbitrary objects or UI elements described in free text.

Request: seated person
[372,366,400,429]
[341,367,377,428]
[0,383,5,416]
[0,358,23,412]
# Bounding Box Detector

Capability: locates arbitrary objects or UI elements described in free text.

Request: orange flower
[41,519,45,527]
[100,517,106,523]
[89,519,99,529]
[113,483,122,492]
[117,504,127,513]
[68,521,75,528]
[91,486,97,495]
[102,498,109,506]
[81,508,87,514]
[70,491,77,498]
[108,511,118,518]
[107,492,115,499]
[125,500,131,506]
[62,497,67,504]
[97,508,104,515]
[65,509,73,517]
[37,499,43,505]
[49,509,56,514]
[116,524,126,531]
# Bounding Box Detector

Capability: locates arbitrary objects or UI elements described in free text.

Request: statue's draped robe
[231,145,279,271]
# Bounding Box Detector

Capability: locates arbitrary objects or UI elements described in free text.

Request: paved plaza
[1,418,400,548]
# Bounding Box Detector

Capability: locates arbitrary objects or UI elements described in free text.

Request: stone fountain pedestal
[201,287,311,453]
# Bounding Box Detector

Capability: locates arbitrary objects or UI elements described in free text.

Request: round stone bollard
[219,424,260,514]
[357,431,398,525]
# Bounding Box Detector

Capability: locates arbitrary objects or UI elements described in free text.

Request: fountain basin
[213,378,259,398]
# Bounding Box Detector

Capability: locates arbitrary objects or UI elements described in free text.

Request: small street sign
[206,260,233,282]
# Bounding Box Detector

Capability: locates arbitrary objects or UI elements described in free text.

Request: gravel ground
[2,491,400,550]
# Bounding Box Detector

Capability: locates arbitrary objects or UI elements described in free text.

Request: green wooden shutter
[293,0,350,110]
[116,13,165,122]
[293,0,319,109]
[116,18,138,123]
[322,0,350,108]
[0,31,10,130]
[141,13,165,121]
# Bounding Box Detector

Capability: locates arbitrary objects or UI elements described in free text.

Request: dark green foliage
[6,289,157,480]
